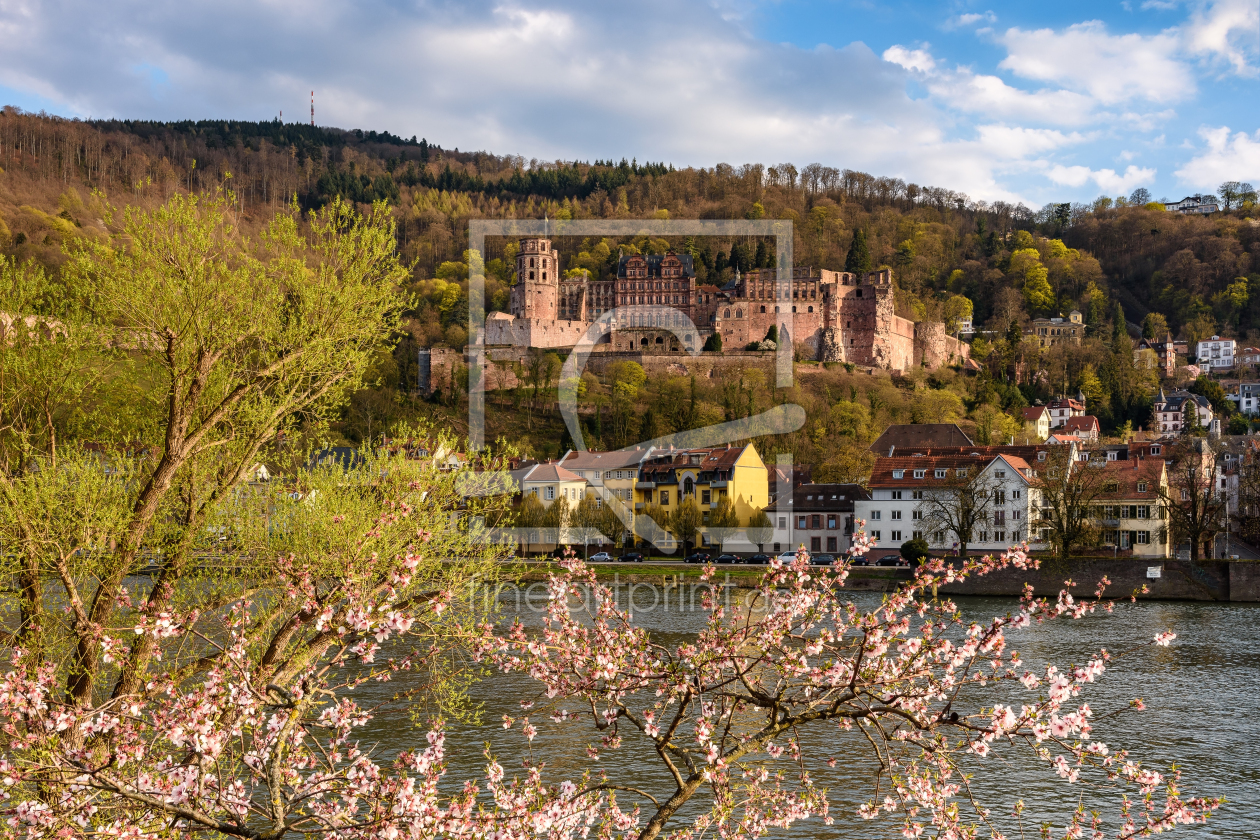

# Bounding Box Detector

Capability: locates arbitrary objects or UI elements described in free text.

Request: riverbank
[511,558,1260,602]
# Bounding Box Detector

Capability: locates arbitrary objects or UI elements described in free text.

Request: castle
[486,238,970,371]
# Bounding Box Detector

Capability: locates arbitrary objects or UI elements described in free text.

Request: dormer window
[957,469,968,478]
[1137,482,1148,493]
[935,469,946,478]
[913,469,926,479]
[1037,452,1046,461]
[892,470,904,479]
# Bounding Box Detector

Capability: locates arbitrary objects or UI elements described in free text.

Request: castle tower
[510,238,560,321]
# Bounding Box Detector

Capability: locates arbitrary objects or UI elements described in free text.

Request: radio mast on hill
[310,91,314,126]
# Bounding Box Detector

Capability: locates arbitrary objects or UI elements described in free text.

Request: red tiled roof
[869,454,1034,486]
[1022,406,1047,421]
[1095,459,1166,499]
[1062,416,1100,433]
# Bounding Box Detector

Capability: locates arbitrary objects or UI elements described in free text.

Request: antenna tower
[310,91,314,126]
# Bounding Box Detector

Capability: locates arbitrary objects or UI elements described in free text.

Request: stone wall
[485,314,592,349]
[914,322,971,368]
[939,558,1260,601]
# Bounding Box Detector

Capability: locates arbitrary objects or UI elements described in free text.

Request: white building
[1047,394,1086,429]
[1227,383,1260,416]
[1153,389,1219,436]
[854,453,1047,555]
[1196,336,1235,370]
[1165,195,1220,214]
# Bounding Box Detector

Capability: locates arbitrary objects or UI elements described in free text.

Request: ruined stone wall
[485,314,590,348]
[913,322,971,368]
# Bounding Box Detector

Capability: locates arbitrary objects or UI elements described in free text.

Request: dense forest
[3,107,1258,462]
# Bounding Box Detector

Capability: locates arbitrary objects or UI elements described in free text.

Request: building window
[891,510,902,520]
[702,490,711,505]
[912,510,922,520]
[827,515,837,529]
[979,531,989,542]
[871,510,881,520]
[827,536,838,552]
[913,490,924,500]
[1137,531,1150,544]
[872,530,881,542]
[891,530,902,541]
[935,469,946,478]
[914,470,926,478]
[797,516,807,529]
[544,487,555,500]
[892,490,902,499]
[913,530,923,540]
[893,470,904,479]
[811,537,822,552]
[660,491,669,505]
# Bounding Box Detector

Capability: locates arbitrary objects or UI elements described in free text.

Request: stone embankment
[515,560,1260,601]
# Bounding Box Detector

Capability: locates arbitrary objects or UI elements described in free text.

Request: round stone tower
[510,238,560,320]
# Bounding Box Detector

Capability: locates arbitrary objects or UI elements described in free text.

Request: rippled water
[354,587,1259,838]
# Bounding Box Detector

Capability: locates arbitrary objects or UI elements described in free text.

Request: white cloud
[1047,164,1156,193]
[1174,125,1260,186]
[882,45,936,74]
[1183,0,1260,75]
[999,21,1195,104]
[945,11,996,29]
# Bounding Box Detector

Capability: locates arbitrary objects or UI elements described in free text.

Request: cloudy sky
[0,0,1256,205]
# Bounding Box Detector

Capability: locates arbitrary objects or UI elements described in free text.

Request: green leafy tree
[900,538,930,565]
[1142,312,1169,339]
[0,192,510,736]
[708,494,741,548]
[669,498,704,556]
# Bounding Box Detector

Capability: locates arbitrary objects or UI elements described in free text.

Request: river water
[355,586,1259,839]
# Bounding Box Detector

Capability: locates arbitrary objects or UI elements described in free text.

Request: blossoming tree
[0,511,1218,839]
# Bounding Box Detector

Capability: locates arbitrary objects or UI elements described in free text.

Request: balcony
[635,481,656,490]
[710,480,729,488]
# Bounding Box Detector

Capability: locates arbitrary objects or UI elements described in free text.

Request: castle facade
[488,238,969,371]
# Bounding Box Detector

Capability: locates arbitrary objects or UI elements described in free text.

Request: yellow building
[633,444,769,546]
[1021,406,1050,441]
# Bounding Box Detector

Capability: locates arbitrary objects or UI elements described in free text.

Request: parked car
[876,554,907,567]
[748,553,771,565]
[619,551,645,563]
[848,553,870,566]
[714,553,740,564]
[589,552,613,563]
[810,553,835,566]
[776,552,799,564]
[684,551,710,564]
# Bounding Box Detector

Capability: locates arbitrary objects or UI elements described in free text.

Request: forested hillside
[3,107,1259,457]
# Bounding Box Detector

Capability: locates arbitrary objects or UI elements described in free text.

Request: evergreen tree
[766,324,779,344]
[845,229,871,275]
[1112,302,1127,344]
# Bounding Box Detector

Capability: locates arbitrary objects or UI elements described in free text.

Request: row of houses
[502,422,1185,558]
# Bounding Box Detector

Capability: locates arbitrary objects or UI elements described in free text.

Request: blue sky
[0,0,1256,206]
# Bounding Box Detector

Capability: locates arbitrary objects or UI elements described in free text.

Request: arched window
[808,306,813,313]
[529,258,535,268]
[736,310,743,319]
[760,305,766,313]
[529,271,535,280]
[640,337,649,347]
[792,306,797,313]
[724,308,731,318]
[684,476,694,497]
